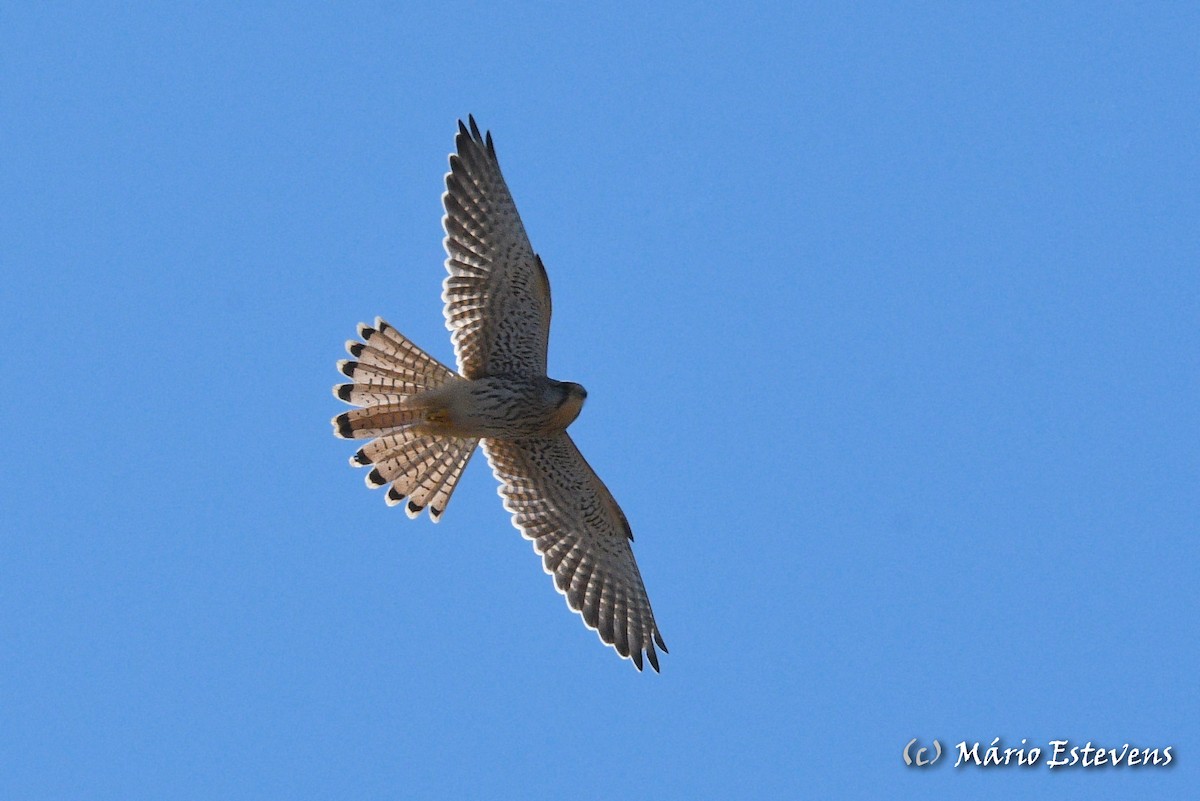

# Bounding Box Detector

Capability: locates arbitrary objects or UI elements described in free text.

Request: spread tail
[332,317,478,521]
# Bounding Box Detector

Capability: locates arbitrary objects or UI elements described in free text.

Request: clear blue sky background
[2,4,1195,799]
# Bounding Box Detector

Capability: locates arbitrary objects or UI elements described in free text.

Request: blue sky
[2,3,1196,799]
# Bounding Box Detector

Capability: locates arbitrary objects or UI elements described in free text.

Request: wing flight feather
[442,117,552,378]
[483,434,667,671]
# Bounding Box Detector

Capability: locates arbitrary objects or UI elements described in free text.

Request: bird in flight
[332,116,667,671]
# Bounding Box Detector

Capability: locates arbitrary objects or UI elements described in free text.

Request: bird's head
[550,380,587,429]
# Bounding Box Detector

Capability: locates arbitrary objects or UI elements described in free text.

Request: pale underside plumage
[333,116,666,671]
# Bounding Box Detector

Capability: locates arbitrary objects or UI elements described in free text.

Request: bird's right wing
[442,116,552,379]
[483,434,667,671]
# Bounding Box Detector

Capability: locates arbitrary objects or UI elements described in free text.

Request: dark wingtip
[430,506,444,521]
[647,648,661,673]
[654,631,668,652]
[366,468,386,487]
[632,649,644,671]
[467,114,482,142]
[334,413,354,438]
[485,130,495,157]
[387,487,405,504]
[338,360,357,378]
[356,322,376,340]
[335,384,353,402]
[347,341,364,358]
[351,449,371,466]
[407,499,425,515]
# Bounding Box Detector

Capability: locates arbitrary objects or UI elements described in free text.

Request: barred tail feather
[352,427,478,522]
[331,404,422,440]
[332,318,477,521]
[337,318,457,389]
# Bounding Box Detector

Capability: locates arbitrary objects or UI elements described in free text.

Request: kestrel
[331,117,667,671]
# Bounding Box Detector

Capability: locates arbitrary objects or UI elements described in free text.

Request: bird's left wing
[483,434,667,671]
[442,116,552,379]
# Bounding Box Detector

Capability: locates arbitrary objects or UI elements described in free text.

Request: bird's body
[407,375,586,440]
[331,117,666,671]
